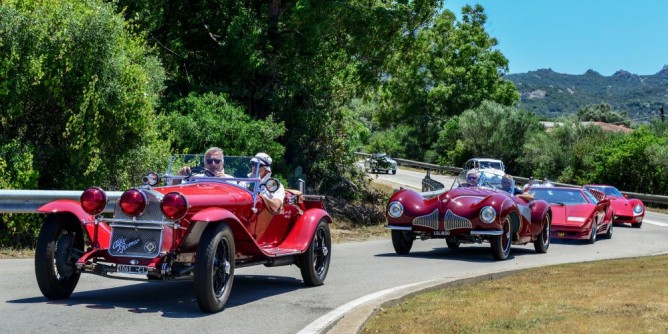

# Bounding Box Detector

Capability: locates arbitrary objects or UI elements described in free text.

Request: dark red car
[34,155,331,313]
[385,171,552,260]
[526,186,613,243]
[584,184,645,228]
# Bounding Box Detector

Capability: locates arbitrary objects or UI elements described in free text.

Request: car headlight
[387,201,404,218]
[633,204,643,215]
[480,206,496,224]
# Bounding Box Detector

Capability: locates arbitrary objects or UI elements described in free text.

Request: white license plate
[433,230,450,236]
[117,265,149,274]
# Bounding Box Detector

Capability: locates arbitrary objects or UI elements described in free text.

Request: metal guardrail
[0,190,122,214]
[356,152,668,205]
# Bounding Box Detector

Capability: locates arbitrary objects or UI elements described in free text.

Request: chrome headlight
[633,204,643,215]
[480,206,496,224]
[387,201,404,218]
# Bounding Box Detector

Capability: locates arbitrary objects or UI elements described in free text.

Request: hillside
[505,66,668,121]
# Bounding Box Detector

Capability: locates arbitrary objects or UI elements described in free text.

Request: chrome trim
[105,218,176,227]
[108,223,164,230]
[385,225,412,231]
[413,209,439,230]
[444,210,473,230]
[470,230,503,236]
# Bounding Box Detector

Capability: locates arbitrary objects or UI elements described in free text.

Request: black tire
[298,219,331,286]
[588,220,597,244]
[391,169,397,175]
[34,214,84,300]
[533,213,550,253]
[491,217,512,260]
[446,239,460,249]
[602,221,613,239]
[194,223,235,313]
[632,222,642,228]
[391,230,413,255]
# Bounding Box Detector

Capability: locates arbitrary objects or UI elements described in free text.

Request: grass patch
[0,247,34,259]
[361,255,668,333]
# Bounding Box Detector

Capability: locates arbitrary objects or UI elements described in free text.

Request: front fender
[37,200,111,248]
[530,199,551,235]
[181,208,253,252]
[38,200,94,224]
[279,208,331,251]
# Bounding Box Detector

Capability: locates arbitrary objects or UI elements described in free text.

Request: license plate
[433,230,450,236]
[117,265,149,274]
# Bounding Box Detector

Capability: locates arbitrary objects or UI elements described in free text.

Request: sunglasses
[206,158,222,164]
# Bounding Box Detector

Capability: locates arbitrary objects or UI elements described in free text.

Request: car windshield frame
[588,186,623,197]
[527,188,588,205]
[164,154,266,194]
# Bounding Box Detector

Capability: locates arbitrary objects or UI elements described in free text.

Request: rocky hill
[505,66,668,121]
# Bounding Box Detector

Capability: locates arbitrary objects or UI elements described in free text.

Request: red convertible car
[385,171,552,260]
[584,184,645,228]
[34,155,331,313]
[525,186,613,243]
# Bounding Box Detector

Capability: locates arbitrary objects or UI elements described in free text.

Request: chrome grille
[114,189,165,221]
[109,224,163,258]
[412,209,439,230]
[444,210,473,230]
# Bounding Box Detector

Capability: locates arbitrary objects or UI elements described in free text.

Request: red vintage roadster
[34,155,331,313]
[385,171,552,260]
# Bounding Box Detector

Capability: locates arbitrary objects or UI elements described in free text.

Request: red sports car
[525,186,613,243]
[34,155,331,313]
[584,184,645,228]
[385,172,552,261]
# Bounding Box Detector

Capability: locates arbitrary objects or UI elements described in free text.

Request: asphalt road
[1,167,667,334]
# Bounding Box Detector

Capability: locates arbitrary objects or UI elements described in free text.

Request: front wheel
[588,220,597,244]
[632,222,642,228]
[446,238,460,249]
[298,219,331,286]
[35,214,84,300]
[533,213,551,253]
[491,217,512,260]
[391,230,413,255]
[194,223,235,313]
[603,221,614,239]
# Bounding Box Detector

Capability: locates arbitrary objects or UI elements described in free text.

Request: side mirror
[264,178,281,193]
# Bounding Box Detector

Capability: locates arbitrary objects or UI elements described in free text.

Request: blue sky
[443,0,668,76]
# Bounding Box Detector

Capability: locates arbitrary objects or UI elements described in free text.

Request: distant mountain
[505,66,668,121]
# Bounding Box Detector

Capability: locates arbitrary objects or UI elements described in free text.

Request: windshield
[527,188,588,205]
[164,155,262,188]
[453,170,514,193]
[587,186,623,197]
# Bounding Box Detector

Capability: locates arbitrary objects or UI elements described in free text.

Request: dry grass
[0,248,34,259]
[361,255,668,334]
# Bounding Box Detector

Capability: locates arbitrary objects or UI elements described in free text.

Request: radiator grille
[444,210,473,230]
[412,209,439,230]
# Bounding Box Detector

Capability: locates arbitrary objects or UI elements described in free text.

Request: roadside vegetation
[361,254,668,333]
[1,1,666,248]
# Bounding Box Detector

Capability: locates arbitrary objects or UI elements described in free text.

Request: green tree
[453,101,542,174]
[377,4,519,159]
[577,102,631,127]
[0,0,166,191]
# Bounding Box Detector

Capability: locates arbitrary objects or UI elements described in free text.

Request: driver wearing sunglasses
[464,170,480,187]
[177,146,229,179]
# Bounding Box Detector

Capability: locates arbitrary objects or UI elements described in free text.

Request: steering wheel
[187,167,215,178]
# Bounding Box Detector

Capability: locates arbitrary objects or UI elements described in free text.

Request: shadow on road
[374,244,546,263]
[7,274,304,318]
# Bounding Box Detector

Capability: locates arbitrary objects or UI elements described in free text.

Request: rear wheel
[35,214,84,300]
[391,230,413,255]
[194,223,235,313]
[533,213,550,253]
[491,217,511,260]
[298,219,331,286]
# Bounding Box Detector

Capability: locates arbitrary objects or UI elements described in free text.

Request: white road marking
[644,219,668,227]
[296,280,430,334]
